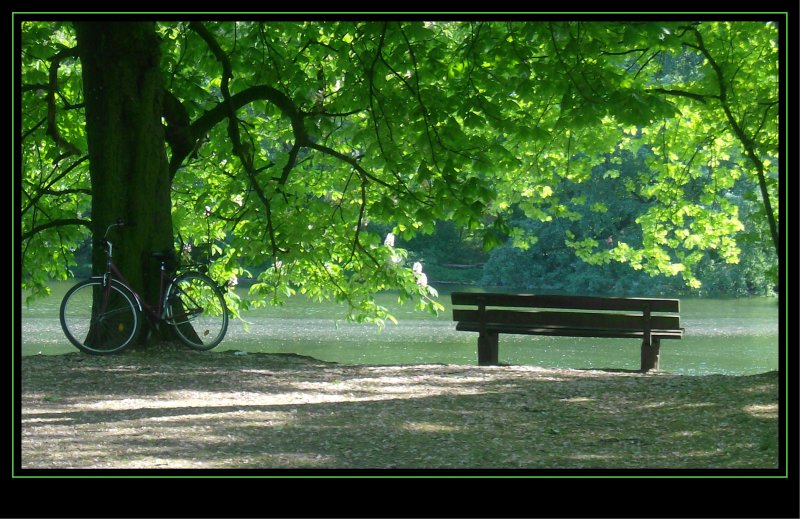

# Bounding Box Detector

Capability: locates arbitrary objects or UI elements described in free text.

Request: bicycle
[59,219,229,354]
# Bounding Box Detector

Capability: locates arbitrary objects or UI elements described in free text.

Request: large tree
[19,19,781,331]
[74,22,175,306]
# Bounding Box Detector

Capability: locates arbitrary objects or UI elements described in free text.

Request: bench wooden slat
[452,309,680,331]
[451,292,679,313]
[456,321,683,339]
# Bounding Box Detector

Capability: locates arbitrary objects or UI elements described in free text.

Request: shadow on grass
[19,351,780,471]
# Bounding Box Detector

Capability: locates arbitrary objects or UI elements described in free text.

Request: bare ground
[19,342,780,470]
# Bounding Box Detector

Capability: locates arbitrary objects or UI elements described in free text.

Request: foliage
[20,22,88,300]
[481,146,777,296]
[480,21,779,291]
[19,19,780,323]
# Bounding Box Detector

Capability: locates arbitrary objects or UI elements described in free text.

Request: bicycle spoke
[60,279,140,354]
[165,272,228,350]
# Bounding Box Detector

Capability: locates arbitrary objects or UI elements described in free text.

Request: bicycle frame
[99,260,172,322]
[96,221,175,323]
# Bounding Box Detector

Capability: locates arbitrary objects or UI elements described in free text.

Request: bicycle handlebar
[104,219,135,238]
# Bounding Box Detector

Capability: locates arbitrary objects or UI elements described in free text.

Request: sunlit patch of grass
[559,396,595,403]
[401,422,463,433]
[743,403,778,419]
[669,430,702,438]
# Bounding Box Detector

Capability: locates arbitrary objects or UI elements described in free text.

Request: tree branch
[39,188,91,197]
[345,179,369,268]
[193,86,307,142]
[689,26,778,255]
[633,50,660,79]
[302,107,366,118]
[190,21,285,260]
[601,47,648,56]
[22,218,92,241]
[46,47,81,157]
[396,26,440,164]
[548,23,601,105]
[168,83,310,177]
[753,101,778,141]
[646,87,716,104]
[21,155,90,217]
[22,117,47,141]
[22,83,49,93]
[277,140,301,187]
[365,23,394,161]
[305,141,395,192]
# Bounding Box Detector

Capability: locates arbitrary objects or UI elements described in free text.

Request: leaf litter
[20,342,779,470]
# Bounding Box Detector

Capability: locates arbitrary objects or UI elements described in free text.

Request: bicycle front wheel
[165,272,228,350]
[60,278,141,354]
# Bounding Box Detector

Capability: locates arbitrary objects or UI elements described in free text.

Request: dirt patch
[19,342,780,470]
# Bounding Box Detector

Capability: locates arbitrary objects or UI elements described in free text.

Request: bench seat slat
[452,309,679,331]
[451,292,679,313]
[455,321,683,339]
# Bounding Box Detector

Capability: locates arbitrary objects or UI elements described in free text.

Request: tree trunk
[74,22,174,341]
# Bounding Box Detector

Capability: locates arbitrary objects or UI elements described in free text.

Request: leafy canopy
[20,20,780,321]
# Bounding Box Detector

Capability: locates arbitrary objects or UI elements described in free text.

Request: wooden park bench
[451,292,683,372]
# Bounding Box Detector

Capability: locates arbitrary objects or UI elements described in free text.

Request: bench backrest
[451,292,681,338]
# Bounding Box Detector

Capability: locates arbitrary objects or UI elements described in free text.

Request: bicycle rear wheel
[60,278,141,354]
[165,272,228,350]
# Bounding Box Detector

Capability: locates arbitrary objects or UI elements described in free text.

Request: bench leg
[478,331,499,366]
[640,337,661,372]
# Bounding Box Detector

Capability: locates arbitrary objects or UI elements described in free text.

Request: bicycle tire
[165,271,228,350]
[60,278,141,354]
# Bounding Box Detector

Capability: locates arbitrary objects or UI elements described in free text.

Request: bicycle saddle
[150,249,177,260]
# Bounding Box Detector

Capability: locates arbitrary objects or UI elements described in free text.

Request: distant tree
[484,22,780,290]
[481,146,777,296]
